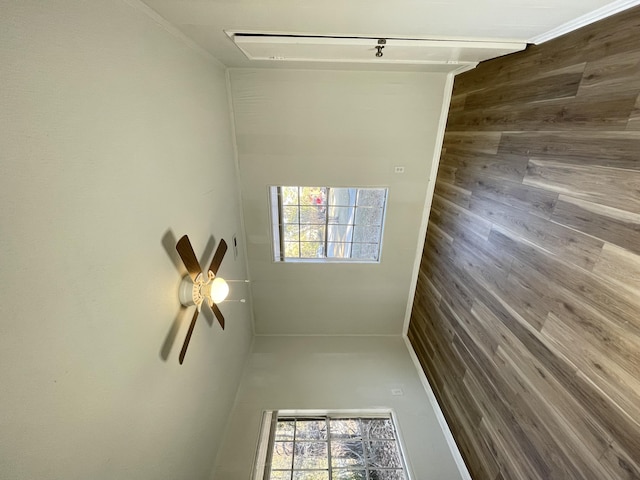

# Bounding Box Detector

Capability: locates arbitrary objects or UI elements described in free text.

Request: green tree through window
[270,186,388,262]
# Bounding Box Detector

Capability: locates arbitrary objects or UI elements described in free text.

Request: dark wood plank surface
[408,6,640,479]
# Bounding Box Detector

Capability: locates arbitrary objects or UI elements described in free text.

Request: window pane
[330,419,361,438]
[353,225,380,243]
[328,206,355,225]
[331,440,365,467]
[326,242,352,259]
[301,225,325,242]
[355,207,383,226]
[266,414,407,480]
[332,470,366,480]
[369,470,405,480]
[293,472,329,480]
[296,419,327,440]
[366,441,402,468]
[272,442,294,469]
[284,225,299,241]
[283,206,299,223]
[271,185,387,262]
[284,242,300,258]
[300,206,325,224]
[270,470,292,480]
[294,442,328,469]
[327,224,353,243]
[357,188,386,207]
[300,187,327,206]
[362,419,395,440]
[351,243,380,261]
[329,188,357,207]
[281,186,299,205]
[276,421,295,441]
[300,242,324,258]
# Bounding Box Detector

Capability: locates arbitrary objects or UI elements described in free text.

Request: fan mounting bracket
[178,271,215,310]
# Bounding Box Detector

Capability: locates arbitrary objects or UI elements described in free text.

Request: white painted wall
[212,336,463,480]
[0,1,252,479]
[230,68,448,335]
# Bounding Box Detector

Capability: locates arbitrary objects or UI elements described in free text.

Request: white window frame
[252,409,413,480]
[269,186,389,263]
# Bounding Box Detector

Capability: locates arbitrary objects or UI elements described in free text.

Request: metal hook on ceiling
[375,38,386,58]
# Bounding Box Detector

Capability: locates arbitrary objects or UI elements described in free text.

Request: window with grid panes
[269,186,388,262]
[259,413,409,480]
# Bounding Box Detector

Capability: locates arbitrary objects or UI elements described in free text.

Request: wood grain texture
[409,6,640,479]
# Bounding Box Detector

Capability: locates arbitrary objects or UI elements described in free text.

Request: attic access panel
[229,33,526,68]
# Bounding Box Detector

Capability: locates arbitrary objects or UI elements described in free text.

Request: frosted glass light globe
[210,277,229,304]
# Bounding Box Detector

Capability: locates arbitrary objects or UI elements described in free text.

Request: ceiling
[140,0,630,70]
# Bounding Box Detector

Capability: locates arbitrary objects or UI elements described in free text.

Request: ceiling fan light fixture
[175,235,229,363]
[178,272,229,309]
[209,277,229,304]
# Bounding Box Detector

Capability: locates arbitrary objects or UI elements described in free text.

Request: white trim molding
[530,0,640,44]
[403,336,473,480]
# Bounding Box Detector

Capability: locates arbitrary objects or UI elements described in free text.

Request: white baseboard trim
[530,0,640,44]
[403,336,473,480]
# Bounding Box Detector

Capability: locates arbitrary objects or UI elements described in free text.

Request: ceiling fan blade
[211,303,225,330]
[176,235,202,282]
[179,309,199,364]
[200,299,214,327]
[208,238,228,276]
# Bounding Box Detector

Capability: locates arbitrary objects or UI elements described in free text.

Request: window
[270,186,388,262]
[254,411,410,480]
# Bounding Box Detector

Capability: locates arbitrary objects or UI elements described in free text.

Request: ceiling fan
[175,234,228,364]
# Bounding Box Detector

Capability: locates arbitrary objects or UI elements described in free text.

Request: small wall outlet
[394,166,405,174]
[391,388,404,396]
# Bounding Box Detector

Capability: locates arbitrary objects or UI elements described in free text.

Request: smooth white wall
[213,336,462,480]
[0,1,252,479]
[230,69,448,335]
